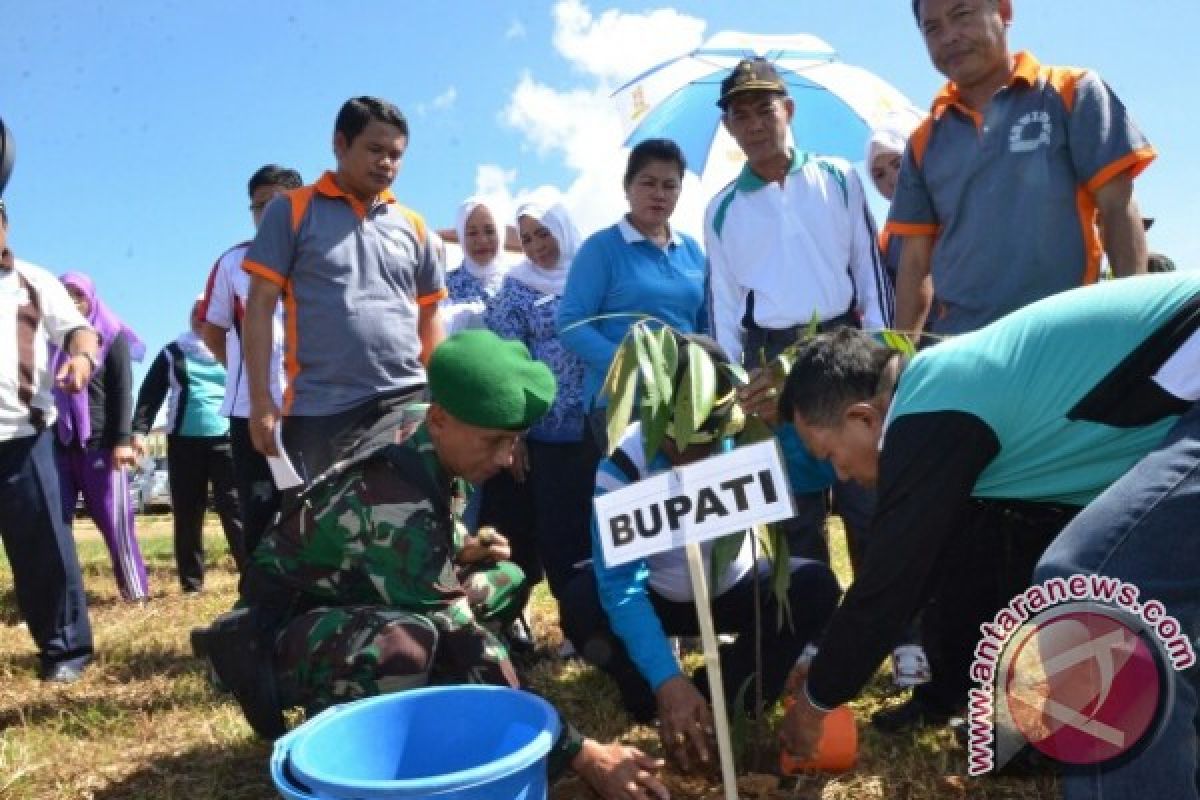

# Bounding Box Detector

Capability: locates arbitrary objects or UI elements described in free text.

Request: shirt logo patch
[1009,111,1053,154]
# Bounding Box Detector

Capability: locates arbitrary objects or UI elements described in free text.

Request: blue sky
[4,0,1197,388]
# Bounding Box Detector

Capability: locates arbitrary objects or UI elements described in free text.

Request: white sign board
[594,440,795,568]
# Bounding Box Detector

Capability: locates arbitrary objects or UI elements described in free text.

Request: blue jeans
[1035,403,1200,800]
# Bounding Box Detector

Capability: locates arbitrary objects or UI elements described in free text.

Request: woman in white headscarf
[442,195,509,333]
[866,108,925,284]
[478,190,589,623]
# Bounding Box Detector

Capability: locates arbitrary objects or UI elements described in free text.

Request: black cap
[717,57,788,110]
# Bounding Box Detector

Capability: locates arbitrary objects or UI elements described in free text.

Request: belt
[743,309,861,362]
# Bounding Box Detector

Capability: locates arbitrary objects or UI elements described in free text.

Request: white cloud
[552,0,706,86]
[471,164,518,220]
[432,86,458,110]
[499,1,709,237]
[417,85,458,116]
[505,20,527,40]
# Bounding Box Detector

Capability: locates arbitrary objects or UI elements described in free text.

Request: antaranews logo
[967,574,1196,776]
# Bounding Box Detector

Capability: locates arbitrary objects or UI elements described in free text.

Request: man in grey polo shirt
[243,97,446,483]
[876,0,1155,734]
[891,0,1154,337]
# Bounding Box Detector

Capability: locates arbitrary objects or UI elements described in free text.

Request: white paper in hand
[267,421,303,490]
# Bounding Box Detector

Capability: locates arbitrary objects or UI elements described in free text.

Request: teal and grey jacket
[132,332,229,437]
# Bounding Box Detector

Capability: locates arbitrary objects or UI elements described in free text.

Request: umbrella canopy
[612,31,918,190]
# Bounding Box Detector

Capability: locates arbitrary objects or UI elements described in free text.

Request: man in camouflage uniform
[259,400,526,712]
[199,330,669,800]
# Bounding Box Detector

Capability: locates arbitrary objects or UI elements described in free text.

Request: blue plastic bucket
[270,685,559,799]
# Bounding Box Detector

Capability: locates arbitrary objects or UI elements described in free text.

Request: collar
[617,216,681,246]
[931,50,1040,120]
[410,420,458,503]
[315,171,397,218]
[735,148,809,192]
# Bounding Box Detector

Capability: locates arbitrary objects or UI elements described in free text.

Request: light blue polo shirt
[889,274,1200,506]
[245,172,445,416]
[887,51,1155,335]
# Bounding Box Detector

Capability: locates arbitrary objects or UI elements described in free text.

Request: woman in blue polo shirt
[557,138,708,454]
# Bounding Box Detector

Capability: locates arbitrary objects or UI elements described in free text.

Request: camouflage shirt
[255,405,478,627]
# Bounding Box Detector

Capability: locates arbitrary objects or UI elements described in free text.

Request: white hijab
[454,195,509,294]
[865,107,925,179]
[508,190,581,297]
[178,295,217,362]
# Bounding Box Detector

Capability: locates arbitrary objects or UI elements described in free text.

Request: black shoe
[42,663,84,684]
[192,609,287,739]
[871,694,956,733]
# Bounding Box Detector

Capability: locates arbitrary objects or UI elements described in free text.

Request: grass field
[0,514,1059,799]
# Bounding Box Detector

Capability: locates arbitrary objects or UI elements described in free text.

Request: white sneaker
[891,644,932,687]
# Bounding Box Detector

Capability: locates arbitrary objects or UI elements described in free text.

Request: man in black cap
[705,57,892,577]
[199,330,669,800]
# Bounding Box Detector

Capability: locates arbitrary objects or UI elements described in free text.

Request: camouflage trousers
[274,562,525,714]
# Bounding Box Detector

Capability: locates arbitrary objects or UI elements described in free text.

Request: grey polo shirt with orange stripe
[886,51,1155,335]
[244,171,446,416]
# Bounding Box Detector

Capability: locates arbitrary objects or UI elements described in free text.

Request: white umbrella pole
[685,542,738,800]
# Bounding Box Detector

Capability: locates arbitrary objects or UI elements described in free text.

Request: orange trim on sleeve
[242,259,287,288]
[1038,65,1087,113]
[1010,51,1042,88]
[417,287,448,307]
[884,221,940,238]
[1085,146,1157,194]
[281,282,301,415]
[287,186,317,233]
[908,116,936,169]
[397,206,428,249]
[1075,188,1102,286]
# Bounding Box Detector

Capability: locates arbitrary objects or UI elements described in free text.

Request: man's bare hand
[572,739,669,800]
[655,675,715,773]
[778,683,828,760]
[111,444,138,470]
[249,401,281,457]
[736,367,782,425]
[459,527,511,564]
[55,353,93,394]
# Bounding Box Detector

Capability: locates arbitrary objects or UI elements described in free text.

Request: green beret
[429,330,557,430]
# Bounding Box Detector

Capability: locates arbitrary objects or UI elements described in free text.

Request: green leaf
[730,672,756,770]
[657,326,679,389]
[708,530,745,588]
[735,413,776,446]
[768,523,793,631]
[604,338,639,455]
[634,326,671,459]
[880,328,917,356]
[804,309,821,338]
[601,335,627,400]
[672,342,717,453]
[724,361,750,387]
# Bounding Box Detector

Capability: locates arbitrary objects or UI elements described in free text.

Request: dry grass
[0,515,1058,799]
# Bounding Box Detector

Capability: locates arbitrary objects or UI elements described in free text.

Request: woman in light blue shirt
[557,138,708,452]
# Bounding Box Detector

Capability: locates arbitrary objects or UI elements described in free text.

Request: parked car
[131,456,171,513]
